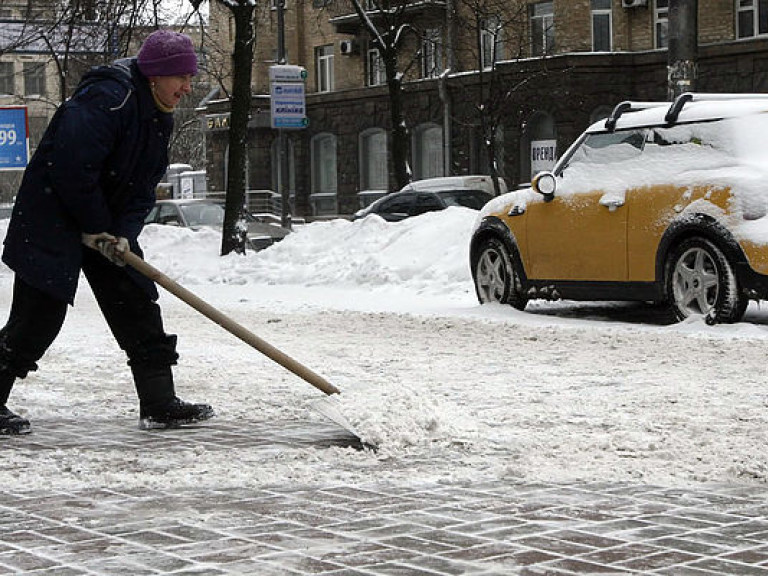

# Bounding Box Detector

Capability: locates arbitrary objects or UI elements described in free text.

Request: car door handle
[599,193,625,212]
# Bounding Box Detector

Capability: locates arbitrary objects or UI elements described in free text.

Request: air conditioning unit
[621,0,647,7]
[340,39,357,55]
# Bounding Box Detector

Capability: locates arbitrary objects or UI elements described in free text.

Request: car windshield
[567,130,647,167]
[438,190,493,209]
[179,202,225,227]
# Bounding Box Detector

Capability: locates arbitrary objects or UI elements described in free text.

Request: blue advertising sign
[269,65,308,130]
[0,106,29,170]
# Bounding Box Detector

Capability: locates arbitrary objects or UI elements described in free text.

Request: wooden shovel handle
[123,250,340,396]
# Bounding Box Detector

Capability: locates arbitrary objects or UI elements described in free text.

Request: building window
[655,0,669,48]
[591,0,612,52]
[0,62,14,95]
[271,138,296,209]
[421,28,442,79]
[413,123,444,180]
[315,45,334,93]
[481,16,504,69]
[738,0,768,38]
[530,2,554,57]
[367,48,385,86]
[311,133,338,215]
[23,62,45,96]
[360,128,388,191]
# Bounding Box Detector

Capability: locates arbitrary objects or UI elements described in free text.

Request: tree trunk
[385,54,410,190]
[221,3,255,256]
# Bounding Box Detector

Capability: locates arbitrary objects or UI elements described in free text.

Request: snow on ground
[1,208,768,491]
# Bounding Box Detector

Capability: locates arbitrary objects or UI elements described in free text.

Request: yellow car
[471,93,768,323]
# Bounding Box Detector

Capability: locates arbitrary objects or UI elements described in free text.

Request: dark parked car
[353,176,501,222]
[145,199,290,250]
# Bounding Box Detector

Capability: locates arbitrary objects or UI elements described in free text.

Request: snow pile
[137,207,477,297]
[320,383,481,451]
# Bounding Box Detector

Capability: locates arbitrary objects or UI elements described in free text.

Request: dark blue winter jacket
[2,58,172,304]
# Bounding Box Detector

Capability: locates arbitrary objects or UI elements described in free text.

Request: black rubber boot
[0,406,30,435]
[0,371,14,409]
[138,397,215,430]
[132,364,213,430]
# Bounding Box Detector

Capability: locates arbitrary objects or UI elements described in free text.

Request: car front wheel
[473,237,527,310]
[665,237,746,323]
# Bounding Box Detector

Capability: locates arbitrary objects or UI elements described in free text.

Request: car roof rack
[665,92,768,123]
[604,100,668,131]
[605,93,768,131]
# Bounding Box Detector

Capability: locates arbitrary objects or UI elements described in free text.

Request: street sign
[269,64,308,83]
[0,106,30,171]
[269,65,308,130]
[270,82,308,129]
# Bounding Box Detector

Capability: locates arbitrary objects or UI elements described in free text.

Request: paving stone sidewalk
[2,420,768,575]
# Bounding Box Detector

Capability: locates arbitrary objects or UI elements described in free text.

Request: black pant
[0,249,178,406]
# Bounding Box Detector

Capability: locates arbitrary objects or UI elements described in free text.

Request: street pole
[276,0,292,230]
[667,0,698,100]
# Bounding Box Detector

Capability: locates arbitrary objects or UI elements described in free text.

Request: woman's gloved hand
[82,232,130,267]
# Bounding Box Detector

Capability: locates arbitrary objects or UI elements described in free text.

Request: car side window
[412,193,443,215]
[379,195,414,215]
[145,206,159,223]
[157,204,180,225]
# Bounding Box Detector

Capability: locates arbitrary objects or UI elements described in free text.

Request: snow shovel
[122,250,370,447]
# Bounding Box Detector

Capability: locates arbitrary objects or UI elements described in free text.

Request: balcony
[329,0,447,35]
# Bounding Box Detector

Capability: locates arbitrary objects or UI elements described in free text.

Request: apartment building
[208,1,768,218]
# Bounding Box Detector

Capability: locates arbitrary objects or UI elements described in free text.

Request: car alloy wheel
[666,237,745,323]
[474,237,527,310]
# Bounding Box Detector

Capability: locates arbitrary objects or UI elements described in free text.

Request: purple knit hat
[137,30,197,77]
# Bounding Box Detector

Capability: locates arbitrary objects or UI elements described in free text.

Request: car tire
[665,237,746,323]
[474,237,527,310]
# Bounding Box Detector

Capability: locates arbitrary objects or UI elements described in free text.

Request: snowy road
[3,280,768,492]
[1,211,768,492]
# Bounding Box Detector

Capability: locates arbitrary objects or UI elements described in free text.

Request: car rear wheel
[474,237,527,310]
[666,237,746,323]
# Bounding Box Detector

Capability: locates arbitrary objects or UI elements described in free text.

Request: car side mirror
[531,172,556,202]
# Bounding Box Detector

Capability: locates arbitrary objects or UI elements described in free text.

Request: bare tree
[201,0,256,256]
[453,0,544,194]
[0,0,163,200]
[340,0,433,190]
[0,0,188,100]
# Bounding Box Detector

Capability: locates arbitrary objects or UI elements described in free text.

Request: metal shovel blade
[310,396,376,451]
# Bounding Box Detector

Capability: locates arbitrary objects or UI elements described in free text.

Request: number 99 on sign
[0,129,18,146]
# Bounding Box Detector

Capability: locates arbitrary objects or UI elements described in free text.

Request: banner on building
[0,106,30,171]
